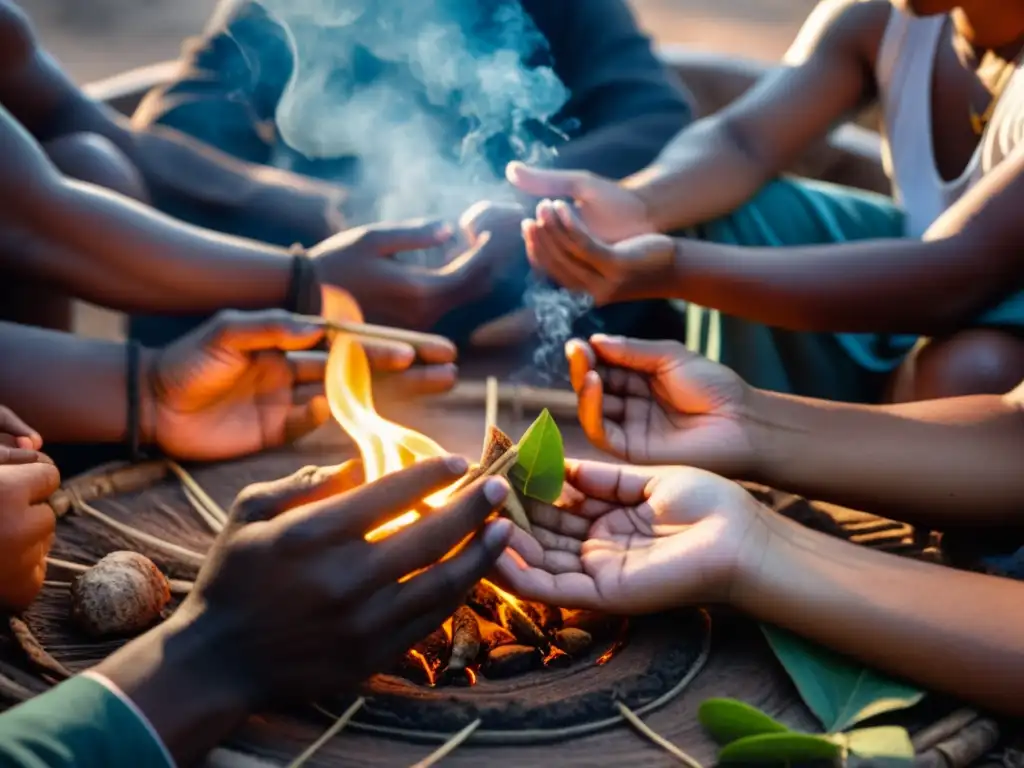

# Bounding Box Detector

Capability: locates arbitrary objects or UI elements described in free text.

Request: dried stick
[71,493,205,569]
[304,316,451,351]
[434,381,578,420]
[912,710,980,753]
[46,556,194,595]
[411,719,482,768]
[167,462,228,528]
[0,669,32,703]
[9,618,72,681]
[287,697,365,768]
[485,376,499,434]
[616,702,704,768]
[181,485,224,534]
[49,461,169,517]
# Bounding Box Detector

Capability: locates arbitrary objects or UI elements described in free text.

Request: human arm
[565,335,1024,528]
[496,462,1024,717]
[0,0,343,245]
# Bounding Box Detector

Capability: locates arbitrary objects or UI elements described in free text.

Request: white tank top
[876,8,1024,237]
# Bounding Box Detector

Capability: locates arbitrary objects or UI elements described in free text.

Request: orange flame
[325,332,451,539]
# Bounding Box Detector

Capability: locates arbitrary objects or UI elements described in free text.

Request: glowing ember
[407,649,437,687]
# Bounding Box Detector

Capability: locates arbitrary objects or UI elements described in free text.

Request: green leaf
[844,726,914,760]
[509,409,565,503]
[718,733,842,763]
[761,625,924,732]
[698,698,789,745]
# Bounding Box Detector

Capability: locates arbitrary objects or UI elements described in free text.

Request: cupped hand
[0,457,59,611]
[506,162,655,243]
[174,456,513,704]
[310,218,504,331]
[495,461,767,614]
[523,200,676,305]
[566,335,756,476]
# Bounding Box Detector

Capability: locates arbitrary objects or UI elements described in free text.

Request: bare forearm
[623,118,770,232]
[4,178,294,314]
[738,514,1024,717]
[0,322,154,445]
[666,236,1015,334]
[747,388,1024,527]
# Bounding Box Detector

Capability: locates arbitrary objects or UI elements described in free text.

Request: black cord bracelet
[286,244,323,316]
[126,340,143,462]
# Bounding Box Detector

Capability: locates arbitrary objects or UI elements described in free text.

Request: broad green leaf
[698,698,789,745]
[844,726,914,760]
[761,625,924,732]
[718,732,842,763]
[510,409,565,503]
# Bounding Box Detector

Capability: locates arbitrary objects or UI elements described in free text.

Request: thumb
[589,335,692,375]
[365,220,453,255]
[230,457,364,525]
[506,162,591,199]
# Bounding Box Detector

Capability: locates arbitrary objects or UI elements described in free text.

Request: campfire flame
[325,332,453,539]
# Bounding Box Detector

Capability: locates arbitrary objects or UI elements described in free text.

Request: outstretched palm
[496,462,764,614]
[567,336,754,474]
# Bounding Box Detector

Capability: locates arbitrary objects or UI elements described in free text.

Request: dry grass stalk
[70,492,205,569]
[616,701,704,768]
[484,376,499,433]
[166,462,228,528]
[434,381,578,420]
[411,718,482,768]
[48,461,170,518]
[46,555,193,596]
[286,697,365,768]
[9,618,73,681]
[181,484,224,534]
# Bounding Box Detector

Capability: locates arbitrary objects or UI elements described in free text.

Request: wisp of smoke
[258,0,595,377]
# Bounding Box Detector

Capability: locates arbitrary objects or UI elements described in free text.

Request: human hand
[566,335,757,476]
[506,162,656,243]
[0,456,59,611]
[168,456,513,706]
[0,406,44,463]
[309,219,502,331]
[495,461,767,614]
[523,200,676,305]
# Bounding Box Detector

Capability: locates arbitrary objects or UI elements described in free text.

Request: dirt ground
[27,0,817,338]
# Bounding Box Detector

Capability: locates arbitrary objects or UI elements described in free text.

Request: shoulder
[785,0,892,65]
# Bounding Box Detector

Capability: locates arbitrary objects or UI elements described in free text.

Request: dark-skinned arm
[745,382,1024,528]
[626,0,888,231]
[0,103,300,314]
[662,142,1024,334]
[0,0,341,245]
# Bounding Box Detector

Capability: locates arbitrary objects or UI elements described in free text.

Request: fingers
[524,497,592,540]
[563,460,655,508]
[494,549,600,609]
[208,310,325,354]
[287,351,330,383]
[283,396,332,445]
[230,459,364,525]
[578,371,629,459]
[565,339,597,393]
[364,220,453,255]
[0,502,56,552]
[522,220,594,293]
[279,456,470,544]
[0,446,46,465]
[375,364,458,398]
[372,476,509,585]
[360,340,416,373]
[0,407,42,450]
[505,162,588,199]
[0,462,61,505]
[469,307,538,349]
[589,335,689,375]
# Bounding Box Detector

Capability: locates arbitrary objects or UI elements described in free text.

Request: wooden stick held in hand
[302,316,453,350]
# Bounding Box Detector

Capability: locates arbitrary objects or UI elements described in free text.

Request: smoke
[258,0,594,375]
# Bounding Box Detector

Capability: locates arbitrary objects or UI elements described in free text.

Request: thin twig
[42,580,71,589]
[286,697,365,768]
[45,557,90,574]
[616,702,704,768]
[181,485,224,534]
[71,492,205,569]
[485,376,499,434]
[46,556,192,595]
[166,462,228,527]
[410,719,482,768]
[9,618,73,681]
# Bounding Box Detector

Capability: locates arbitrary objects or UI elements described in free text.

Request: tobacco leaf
[843,726,915,760]
[698,698,789,745]
[509,408,565,503]
[717,732,842,763]
[762,625,924,733]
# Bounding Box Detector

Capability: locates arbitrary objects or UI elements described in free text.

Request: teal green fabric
[683,176,1024,402]
[0,676,173,768]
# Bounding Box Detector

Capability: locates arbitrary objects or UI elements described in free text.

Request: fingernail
[591,333,615,344]
[445,455,469,474]
[484,477,509,505]
[484,518,513,549]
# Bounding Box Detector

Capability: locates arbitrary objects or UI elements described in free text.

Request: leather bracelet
[286,244,323,316]
[126,340,143,462]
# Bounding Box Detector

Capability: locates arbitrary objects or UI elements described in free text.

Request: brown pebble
[553,627,593,656]
[71,552,171,638]
[561,609,615,638]
[482,644,541,679]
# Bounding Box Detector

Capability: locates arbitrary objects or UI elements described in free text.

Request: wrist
[738,387,801,485]
[727,504,800,613]
[138,347,159,451]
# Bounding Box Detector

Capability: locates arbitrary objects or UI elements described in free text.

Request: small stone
[553,627,593,656]
[482,644,541,679]
[561,609,615,638]
[71,551,171,638]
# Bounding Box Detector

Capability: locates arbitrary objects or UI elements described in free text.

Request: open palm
[496,461,765,615]
[566,336,755,475]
